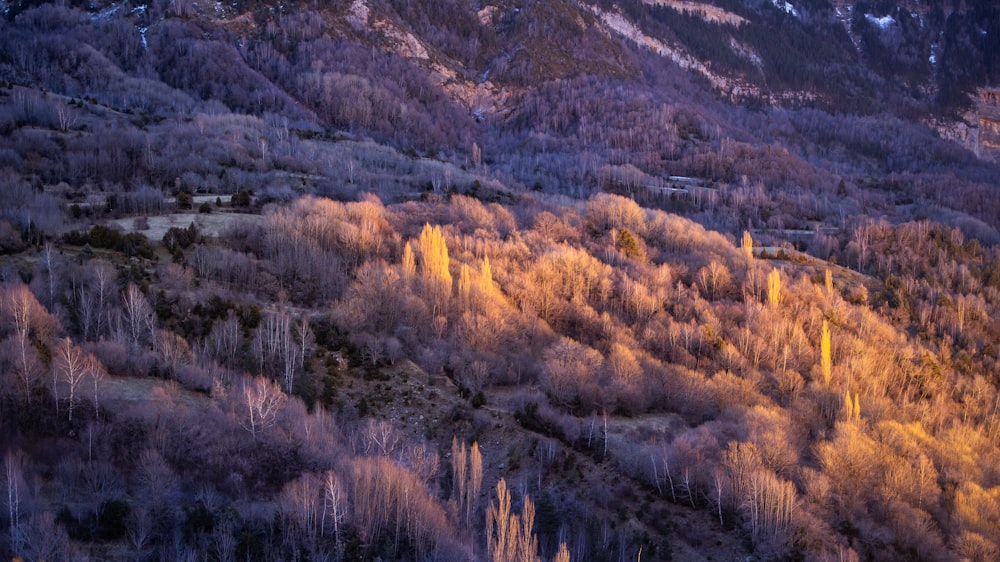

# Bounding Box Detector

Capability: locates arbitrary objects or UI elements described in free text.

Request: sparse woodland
[1,1,1000,561]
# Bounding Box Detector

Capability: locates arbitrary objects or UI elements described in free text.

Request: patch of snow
[130,4,146,14]
[92,2,123,20]
[139,26,148,49]
[771,0,798,17]
[865,13,895,30]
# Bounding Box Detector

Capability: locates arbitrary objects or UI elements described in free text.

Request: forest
[1,0,1000,561]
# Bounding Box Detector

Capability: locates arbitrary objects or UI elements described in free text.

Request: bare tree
[5,333,41,403]
[55,102,77,132]
[322,470,346,553]
[358,418,400,457]
[280,472,322,552]
[468,441,483,526]
[120,283,156,349]
[42,242,58,310]
[240,376,285,443]
[554,542,571,562]
[206,313,241,368]
[89,356,107,418]
[486,478,518,562]
[21,511,70,562]
[127,507,153,562]
[54,338,92,421]
[5,450,26,557]
[91,260,117,340]
[486,478,541,562]
[452,437,468,519]
[252,309,308,392]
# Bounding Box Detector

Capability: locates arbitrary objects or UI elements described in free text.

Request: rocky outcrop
[978,88,1000,161]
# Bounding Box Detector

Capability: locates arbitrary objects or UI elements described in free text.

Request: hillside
[1,1,1000,561]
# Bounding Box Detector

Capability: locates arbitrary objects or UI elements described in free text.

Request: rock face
[978,88,1000,162]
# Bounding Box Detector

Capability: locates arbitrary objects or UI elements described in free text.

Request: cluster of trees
[2,0,999,250]
[3,186,999,560]
[0,0,999,560]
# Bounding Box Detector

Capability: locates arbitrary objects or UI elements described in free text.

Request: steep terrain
[0,1,1000,562]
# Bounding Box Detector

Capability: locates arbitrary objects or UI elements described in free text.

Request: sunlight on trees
[240,376,285,443]
[486,478,540,562]
[419,223,453,314]
[767,268,781,307]
[821,319,832,385]
[741,230,753,260]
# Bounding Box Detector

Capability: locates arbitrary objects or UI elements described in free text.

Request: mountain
[1,1,1000,561]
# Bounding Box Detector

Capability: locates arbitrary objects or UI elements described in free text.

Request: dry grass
[111,211,261,240]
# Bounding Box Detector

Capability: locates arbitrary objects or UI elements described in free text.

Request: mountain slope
[1,2,1000,562]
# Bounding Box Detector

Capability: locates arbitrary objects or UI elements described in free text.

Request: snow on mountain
[771,0,798,17]
[865,13,896,29]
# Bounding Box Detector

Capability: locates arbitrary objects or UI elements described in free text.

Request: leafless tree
[120,283,156,349]
[486,478,540,562]
[322,470,346,553]
[206,313,241,369]
[54,337,92,421]
[468,442,483,526]
[55,102,77,132]
[358,418,400,457]
[91,260,117,340]
[5,450,27,557]
[127,507,153,562]
[240,376,286,443]
[452,437,467,519]
[21,511,70,562]
[42,242,58,310]
[89,355,107,418]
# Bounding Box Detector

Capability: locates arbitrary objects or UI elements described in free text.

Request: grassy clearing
[111,211,260,240]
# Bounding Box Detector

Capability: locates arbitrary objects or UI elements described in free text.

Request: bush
[231,190,252,207]
[64,225,155,259]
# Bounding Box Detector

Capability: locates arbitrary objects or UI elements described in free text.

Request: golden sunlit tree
[451,437,467,520]
[767,268,782,307]
[418,223,452,314]
[480,256,494,294]
[486,478,540,562]
[554,543,570,562]
[741,230,754,260]
[452,438,484,527]
[458,263,473,305]
[825,268,834,298]
[468,442,483,526]
[401,241,416,280]
[843,391,860,422]
[821,320,832,385]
